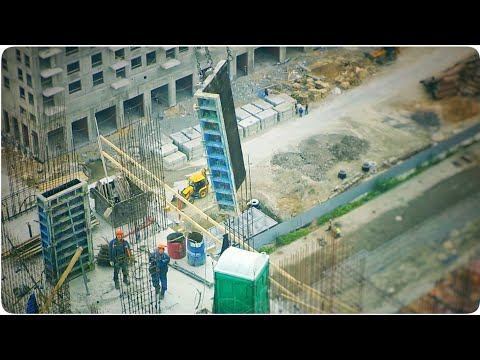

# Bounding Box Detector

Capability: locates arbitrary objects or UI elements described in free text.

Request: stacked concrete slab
[161,133,173,145]
[264,95,291,122]
[181,127,202,140]
[169,131,190,147]
[181,137,204,160]
[274,102,295,122]
[264,95,285,107]
[238,116,260,138]
[255,108,278,130]
[252,99,274,111]
[193,124,202,134]
[159,143,178,157]
[241,103,262,116]
[163,151,187,170]
[235,108,251,122]
[277,93,297,105]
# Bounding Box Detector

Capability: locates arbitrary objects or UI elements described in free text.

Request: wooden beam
[101,151,223,247]
[100,136,356,313]
[280,293,327,314]
[40,246,83,313]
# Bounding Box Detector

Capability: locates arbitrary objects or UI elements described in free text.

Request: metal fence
[254,123,480,248]
[1,189,38,222]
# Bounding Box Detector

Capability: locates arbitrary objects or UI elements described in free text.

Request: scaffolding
[269,230,365,314]
[104,106,169,313]
[1,93,82,314]
[2,93,86,222]
[1,224,71,314]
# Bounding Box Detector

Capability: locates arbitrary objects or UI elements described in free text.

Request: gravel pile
[271,134,370,182]
[328,135,370,161]
[410,111,440,128]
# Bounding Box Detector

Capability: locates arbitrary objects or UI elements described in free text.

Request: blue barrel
[186,232,205,267]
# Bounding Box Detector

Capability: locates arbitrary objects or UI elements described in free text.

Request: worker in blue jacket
[109,228,131,289]
[149,243,170,299]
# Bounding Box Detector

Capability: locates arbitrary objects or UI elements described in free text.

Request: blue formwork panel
[37,179,94,284]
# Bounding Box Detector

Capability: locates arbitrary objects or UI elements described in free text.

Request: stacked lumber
[420,54,480,100]
[96,244,110,266]
[1,234,41,259]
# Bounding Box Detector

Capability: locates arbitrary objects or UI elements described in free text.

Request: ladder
[67,201,90,295]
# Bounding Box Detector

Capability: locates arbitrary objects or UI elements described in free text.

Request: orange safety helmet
[157,243,166,249]
[115,228,123,236]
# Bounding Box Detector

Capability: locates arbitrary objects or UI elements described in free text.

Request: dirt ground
[71,48,480,223]
[240,47,480,220]
[268,142,480,313]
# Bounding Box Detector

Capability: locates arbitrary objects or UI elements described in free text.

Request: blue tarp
[26,293,39,314]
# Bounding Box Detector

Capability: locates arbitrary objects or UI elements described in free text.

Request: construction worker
[109,228,131,289]
[149,243,170,299]
[334,227,341,239]
[327,219,333,231]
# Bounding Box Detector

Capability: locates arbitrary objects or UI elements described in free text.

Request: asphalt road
[351,166,480,312]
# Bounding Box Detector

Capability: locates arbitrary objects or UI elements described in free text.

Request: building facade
[1,46,297,157]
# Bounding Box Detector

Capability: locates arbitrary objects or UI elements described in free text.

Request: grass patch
[316,157,444,226]
[258,245,276,254]
[266,150,458,252]
[275,228,310,247]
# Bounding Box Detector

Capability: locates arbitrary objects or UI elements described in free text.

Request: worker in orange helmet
[149,243,170,299]
[109,228,131,289]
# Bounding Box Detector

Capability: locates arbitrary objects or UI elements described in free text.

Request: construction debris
[96,244,110,266]
[410,111,441,128]
[328,135,370,161]
[285,51,379,103]
[272,134,370,182]
[420,54,480,99]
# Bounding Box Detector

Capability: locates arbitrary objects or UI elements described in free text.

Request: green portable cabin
[213,247,269,314]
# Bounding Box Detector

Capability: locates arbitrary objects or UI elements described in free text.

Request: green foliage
[275,228,310,247]
[374,177,402,192]
[258,246,276,254]
[276,152,450,249]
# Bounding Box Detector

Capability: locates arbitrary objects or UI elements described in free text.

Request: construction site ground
[67,216,216,314]
[241,47,480,220]
[2,47,480,314]
[76,47,480,223]
[269,142,480,313]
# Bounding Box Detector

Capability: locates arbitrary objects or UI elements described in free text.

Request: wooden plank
[40,246,83,313]
[100,136,357,314]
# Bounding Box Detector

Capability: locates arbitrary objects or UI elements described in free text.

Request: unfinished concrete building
[1,46,304,156]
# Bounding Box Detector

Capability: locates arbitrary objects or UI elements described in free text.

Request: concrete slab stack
[159,143,178,157]
[238,116,260,138]
[255,108,278,130]
[169,131,191,147]
[181,137,204,160]
[277,93,297,105]
[264,95,285,107]
[161,133,173,145]
[274,102,295,122]
[252,99,274,111]
[163,151,188,169]
[193,124,202,134]
[235,108,251,122]
[241,103,262,116]
[181,127,202,140]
